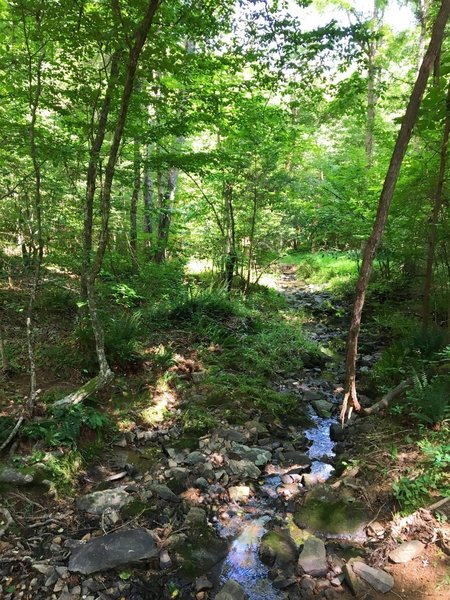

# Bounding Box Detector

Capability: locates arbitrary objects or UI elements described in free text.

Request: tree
[341,0,450,423]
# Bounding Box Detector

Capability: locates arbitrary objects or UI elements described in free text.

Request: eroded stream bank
[0,274,403,600]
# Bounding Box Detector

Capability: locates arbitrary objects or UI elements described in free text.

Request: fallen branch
[361,379,412,416]
[53,369,113,407]
[0,414,24,452]
[427,496,450,511]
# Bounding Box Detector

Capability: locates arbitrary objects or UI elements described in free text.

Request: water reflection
[220,516,278,600]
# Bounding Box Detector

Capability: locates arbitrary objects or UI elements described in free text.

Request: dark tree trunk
[341,0,450,422]
[224,181,237,292]
[422,83,450,329]
[130,138,141,273]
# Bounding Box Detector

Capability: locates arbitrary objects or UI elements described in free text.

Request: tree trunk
[130,138,141,273]
[224,181,237,292]
[365,2,384,168]
[416,0,430,69]
[422,83,450,329]
[245,186,258,293]
[58,0,161,406]
[341,0,450,422]
[154,164,179,263]
[81,52,120,304]
[143,142,154,238]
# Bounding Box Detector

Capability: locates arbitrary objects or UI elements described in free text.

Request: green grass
[280,251,359,290]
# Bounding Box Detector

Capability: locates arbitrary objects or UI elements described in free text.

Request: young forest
[0,1,449,599]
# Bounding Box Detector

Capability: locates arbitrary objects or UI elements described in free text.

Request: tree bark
[130,138,141,273]
[341,0,450,423]
[154,162,179,263]
[224,181,237,292]
[143,142,154,237]
[422,83,450,330]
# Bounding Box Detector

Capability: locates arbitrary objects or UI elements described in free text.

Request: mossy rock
[173,523,228,578]
[294,485,369,536]
[259,529,298,566]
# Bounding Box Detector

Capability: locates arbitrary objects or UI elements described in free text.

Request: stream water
[215,276,343,599]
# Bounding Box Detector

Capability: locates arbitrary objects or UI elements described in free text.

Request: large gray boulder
[68,528,158,574]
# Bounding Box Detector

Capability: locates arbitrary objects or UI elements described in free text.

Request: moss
[295,485,369,536]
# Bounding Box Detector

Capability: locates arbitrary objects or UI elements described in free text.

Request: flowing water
[216,276,344,599]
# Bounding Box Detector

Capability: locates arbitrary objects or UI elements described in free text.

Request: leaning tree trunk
[341,0,450,423]
[56,0,161,407]
[422,82,450,329]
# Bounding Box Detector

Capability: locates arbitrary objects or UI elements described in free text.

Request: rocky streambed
[0,276,417,600]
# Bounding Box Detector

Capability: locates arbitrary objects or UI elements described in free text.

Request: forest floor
[0,261,449,600]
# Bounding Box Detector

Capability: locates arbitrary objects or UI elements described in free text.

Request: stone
[302,473,321,489]
[165,467,189,493]
[68,528,158,575]
[303,390,324,402]
[195,576,213,592]
[295,485,368,536]
[342,560,364,596]
[194,477,209,490]
[76,487,132,515]
[159,549,172,569]
[230,443,272,466]
[260,530,298,567]
[0,466,33,485]
[388,540,425,564]
[184,507,207,527]
[352,561,394,594]
[218,429,247,444]
[298,536,327,577]
[215,580,246,600]
[329,424,345,442]
[185,451,206,465]
[279,451,312,468]
[228,485,251,502]
[312,399,333,417]
[228,459,260,479]
[147,483,180,503]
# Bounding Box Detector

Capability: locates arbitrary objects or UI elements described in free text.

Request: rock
[0,466,33,485]
[165,467,189,494]
[218,429,247,444]
[159,549,172,569]
[295,485,368,536]
[312,399,333,417]
[303,390,324,402]
[302,473,321,489]
[76,487,132,515]
[229,485,251,502]
[245,420,269,435]
[230,443,272,467]
[215,580,246,600]
[352,561,394,593]
[195,576,213,592]
[329,424,345,442]
[260,530,297,567]
[228,459,260,479]
[279,451,311,468]
[184,507,207,527]
[68,528,158,574]
[342,559,364,596]
[194,477,209,490]
[185,451,206,465]
[298,536,327,577]
[147,483,180,503]
[388,540,425,564]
